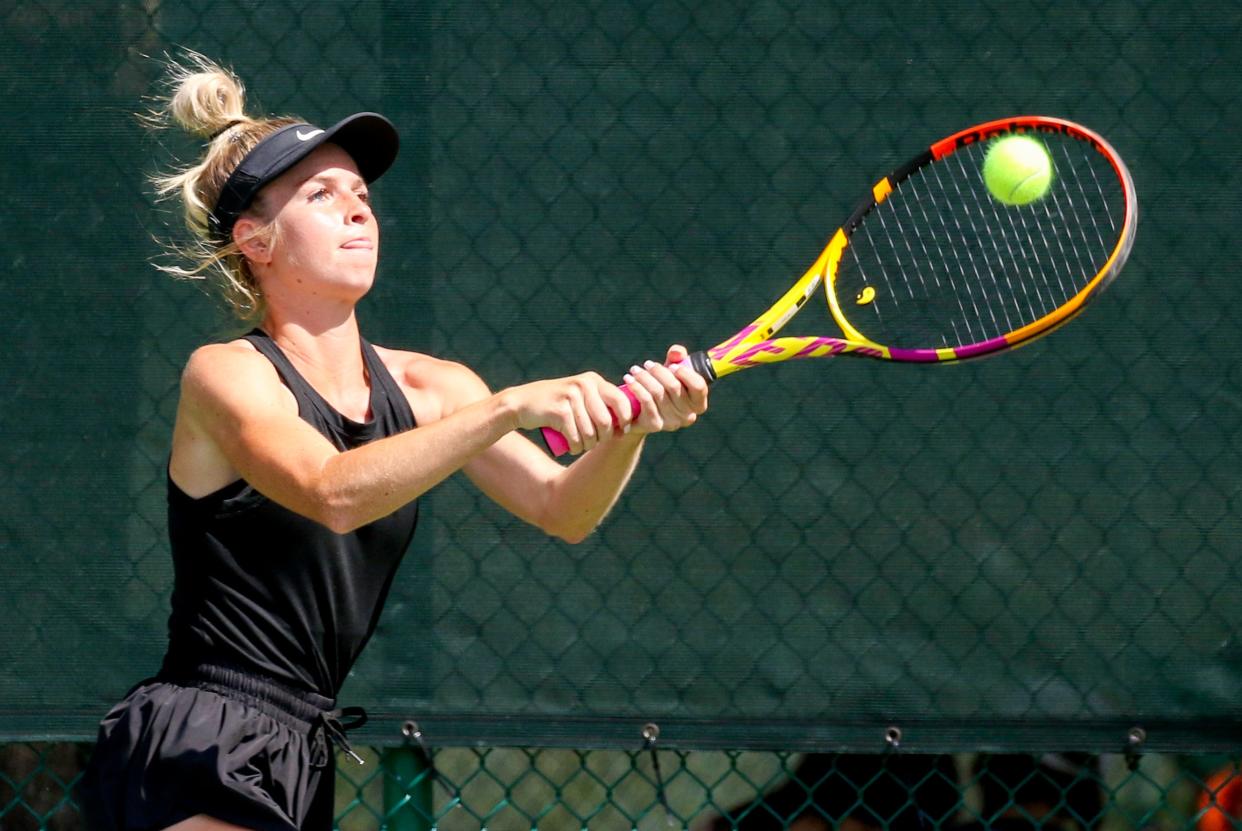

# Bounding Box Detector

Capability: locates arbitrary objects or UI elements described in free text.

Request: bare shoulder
[371,345,492,421]
[171,339,296,496]
[180,339,291,417]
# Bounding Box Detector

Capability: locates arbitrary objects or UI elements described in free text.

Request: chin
[346,272,377,296]
[337,253,378,276]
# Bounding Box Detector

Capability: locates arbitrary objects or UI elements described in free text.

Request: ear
[233,217,272,264]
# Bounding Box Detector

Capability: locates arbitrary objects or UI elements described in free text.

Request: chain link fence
[3,0,1242,827]
[3,745,1242,830]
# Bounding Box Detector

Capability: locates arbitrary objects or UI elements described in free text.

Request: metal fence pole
[382,745,432,831]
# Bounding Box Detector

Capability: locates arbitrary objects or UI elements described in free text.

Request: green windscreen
[2,0,1240,754]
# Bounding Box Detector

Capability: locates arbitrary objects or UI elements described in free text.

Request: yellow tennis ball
[982,135,1053,206]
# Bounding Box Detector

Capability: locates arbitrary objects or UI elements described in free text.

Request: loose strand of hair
[150,234,264,322]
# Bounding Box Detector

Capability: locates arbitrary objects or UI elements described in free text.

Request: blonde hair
[147,51,297,320]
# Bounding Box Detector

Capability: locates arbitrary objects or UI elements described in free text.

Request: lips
[341,238,374,250]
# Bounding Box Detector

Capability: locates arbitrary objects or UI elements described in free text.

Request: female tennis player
[79,52,708,831]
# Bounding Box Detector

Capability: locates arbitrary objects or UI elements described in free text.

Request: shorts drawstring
[311,706,369,767]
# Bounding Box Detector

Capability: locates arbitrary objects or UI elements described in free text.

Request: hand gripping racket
[543,116,1137,456]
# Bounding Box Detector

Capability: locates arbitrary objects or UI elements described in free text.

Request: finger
[628,363,667,406]
[580,378,618,441]
[600,383,634,428]
[664,347,709,414]
[557,402,584,455]
[642,360,691,419]
[558,382,596,453]
[623,368,663,432]
[570,388,608,453]
[644,359,684,393]
[572,404,598,453]
[672,362,710,412]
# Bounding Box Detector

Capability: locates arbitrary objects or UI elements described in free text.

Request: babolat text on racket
[543,116,1137,456]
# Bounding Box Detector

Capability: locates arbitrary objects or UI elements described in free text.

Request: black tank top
[161,330,420,697]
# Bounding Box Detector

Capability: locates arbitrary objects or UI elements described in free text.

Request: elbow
[541,514,599,545]
[305,456,400,534]
[553,526,591,545]
[530,474,607,544]
[533,499,597,544]
[530,507,589,544]
[309,482,369,535]
[321,511,364,536]
[316,501,364,535]
[520,486,582,544]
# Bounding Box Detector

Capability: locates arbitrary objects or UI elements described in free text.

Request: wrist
[492,387,522,433]
[615,426,647,448]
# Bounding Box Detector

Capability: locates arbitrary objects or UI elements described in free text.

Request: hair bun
[164,51,248,138]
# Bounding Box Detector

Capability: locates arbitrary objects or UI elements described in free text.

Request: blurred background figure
[963,753,1103,831]
[700,753,961,831]
[1199,763,1242,831]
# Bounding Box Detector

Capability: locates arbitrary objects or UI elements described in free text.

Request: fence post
[382,745,432,831]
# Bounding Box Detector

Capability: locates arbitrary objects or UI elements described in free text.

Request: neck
[255,260,367,363]
[260,305,370,415]
[262,299,364,355]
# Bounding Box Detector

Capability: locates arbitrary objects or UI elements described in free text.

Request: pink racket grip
[541,385,643,457]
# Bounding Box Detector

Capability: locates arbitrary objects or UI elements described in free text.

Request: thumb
[665,343,688,366]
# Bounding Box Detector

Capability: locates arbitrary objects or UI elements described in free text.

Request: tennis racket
[543,115,1137,456]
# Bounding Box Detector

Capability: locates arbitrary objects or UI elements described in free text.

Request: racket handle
[541,385,642,457]
[539,352,715,457]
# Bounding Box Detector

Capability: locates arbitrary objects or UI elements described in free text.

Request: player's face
[255,144,380,301]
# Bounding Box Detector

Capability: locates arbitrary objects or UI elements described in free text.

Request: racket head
[704,116,1137,376]
[830,116,1137,362]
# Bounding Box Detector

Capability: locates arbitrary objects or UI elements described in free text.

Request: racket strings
[837,133,1125,351]
[923,163,989,345]
[979,154,1055,328]
[948,153,1019,338]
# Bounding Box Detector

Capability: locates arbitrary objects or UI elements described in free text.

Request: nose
[346,192,372,225]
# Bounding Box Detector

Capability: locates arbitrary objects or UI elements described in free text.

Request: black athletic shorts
[79,665,361,831]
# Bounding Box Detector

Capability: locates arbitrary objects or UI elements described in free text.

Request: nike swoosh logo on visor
[296,129,325,141]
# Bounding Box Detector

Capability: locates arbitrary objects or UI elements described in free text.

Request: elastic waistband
[159,663,335,731]
[156,663,368,768]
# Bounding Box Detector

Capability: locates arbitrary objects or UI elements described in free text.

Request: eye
[355,190,370,204]
[309,187,331,202]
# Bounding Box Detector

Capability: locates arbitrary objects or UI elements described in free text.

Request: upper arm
[177,343,343,519]
[425,360,566,529]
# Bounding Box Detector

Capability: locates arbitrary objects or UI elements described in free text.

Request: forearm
[542,431,647,543]
[316,392,519,532]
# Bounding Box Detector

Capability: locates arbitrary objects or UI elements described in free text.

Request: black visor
[208,112,399,242]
